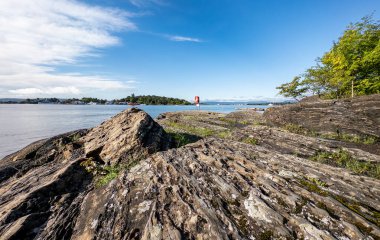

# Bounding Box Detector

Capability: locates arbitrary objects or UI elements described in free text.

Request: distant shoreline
[0,101,292,106]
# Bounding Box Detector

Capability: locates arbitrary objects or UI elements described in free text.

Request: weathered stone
[0,108,169,240]
[264,94,380,138]
[0,96,379,240]
[82,108,169,165]
[72,138,379,239]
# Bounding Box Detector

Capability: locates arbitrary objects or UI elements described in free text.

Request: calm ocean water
[0,104,268,159]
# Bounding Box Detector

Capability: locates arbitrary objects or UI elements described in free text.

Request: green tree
[277,15,380,99]
[130,93,137,103]
[276,76,308,101]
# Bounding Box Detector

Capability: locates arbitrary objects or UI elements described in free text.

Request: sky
[0,0,379,101]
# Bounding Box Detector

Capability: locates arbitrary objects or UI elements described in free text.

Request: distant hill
[0,95,191,105]
[116,95,191,105]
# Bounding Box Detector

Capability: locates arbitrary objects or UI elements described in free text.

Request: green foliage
[217,131,231,139]
[310,149,380,179]
[166,121,216,137]
[96,165,121,187]
[283,123,311,135]
[242,137,259,145]
[166,131,200,148]
[299,179,328,196]
[96,160,139,187]
[320,132,378,144]
[117,95,191,105]
[278,15,380,99]
[165,121,231,141]
[276,76,308,101]
[282,124,378,144]
[219,117,252,128]
[307,177,328,188]
[81,157,140,187]
[80,158,99,174]
[69,133,81,142]
[81,97,107,104]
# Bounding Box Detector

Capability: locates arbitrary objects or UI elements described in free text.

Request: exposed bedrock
[0,95,379,240]
[0,108,168,239]
[264,94,380,138]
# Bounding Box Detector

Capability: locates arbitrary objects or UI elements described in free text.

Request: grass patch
[299,179,328,196]
[282,124,378,144]
[333,195,380,226]
[217,131,232,139]
[307,177,328,188]
[310,149,380,179]
[96,165,121,187]
[81,157,141,187]
[166,121,231,140]
[219,117,250,128]
[166,121,215,137]
[253,121,265,126]
[320,132,378,145]
[242,137,259,145]
[283,123,313,135]
[96,160,139,187]
[69,133,81,142]
[166,130,201,148]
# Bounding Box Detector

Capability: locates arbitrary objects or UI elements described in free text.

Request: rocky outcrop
[0,108,168,240]
[70,138,380,239]
[0,96,379,240]
[82,108,169,166]
[264,94,380,138]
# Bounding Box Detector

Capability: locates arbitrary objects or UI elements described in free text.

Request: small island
[0,94,191,105]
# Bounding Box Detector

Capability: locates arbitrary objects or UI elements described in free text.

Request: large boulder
[0,108,169,240]
[82,108,169,165]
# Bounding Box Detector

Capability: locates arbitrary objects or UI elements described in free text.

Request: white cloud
[169,35,202,42]
[0,0,136,97]
[9,88,44,95]
[129,0,167,7]
[9,87,81,95]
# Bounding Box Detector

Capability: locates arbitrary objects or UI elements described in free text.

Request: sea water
[0,104,268,158]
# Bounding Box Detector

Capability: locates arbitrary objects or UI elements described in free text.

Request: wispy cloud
[9,87,81,95]
[0,0,136,97]
[169,35,203,43]
[129,0,167,8]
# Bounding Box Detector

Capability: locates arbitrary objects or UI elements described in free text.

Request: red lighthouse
[194,96,200,104]
[194,96,200,110]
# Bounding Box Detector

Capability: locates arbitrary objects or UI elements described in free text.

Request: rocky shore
[0,95,379,240]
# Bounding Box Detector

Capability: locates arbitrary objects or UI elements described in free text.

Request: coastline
[0,95,379,239]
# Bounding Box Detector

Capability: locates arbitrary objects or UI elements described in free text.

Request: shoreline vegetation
[0,95,294,106]
[277,16,380,101]
[0,94,192,105]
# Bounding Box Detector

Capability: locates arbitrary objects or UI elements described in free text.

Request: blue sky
[0,0,379,101]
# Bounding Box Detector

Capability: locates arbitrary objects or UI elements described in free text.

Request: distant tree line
[277,15,380,100]
[115,94,191,105]
[18,97,107,104]
[7,95,191,105]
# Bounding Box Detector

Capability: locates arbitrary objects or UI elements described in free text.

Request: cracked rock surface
[0,95,379,240]
[0,108,168,240]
